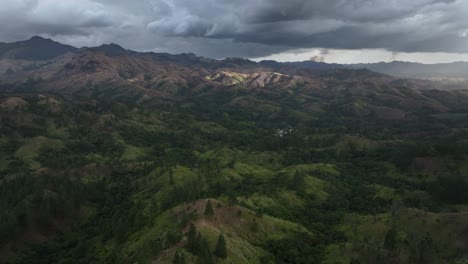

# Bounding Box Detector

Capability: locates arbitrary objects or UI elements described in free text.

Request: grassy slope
[129,199,310,264]
[14,136,63,169]
[324,209,468,264]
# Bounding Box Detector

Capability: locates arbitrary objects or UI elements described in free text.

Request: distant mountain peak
[26,36,64,46]
[100,43,125,49]
[28,36,50,41]
[0,36,77,60]
[88,43,127,56]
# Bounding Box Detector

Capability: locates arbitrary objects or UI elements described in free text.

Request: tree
[194,233,202,254]
[204,200,214,217]
[169,168,175,185]
[417,233,432,262]
[350,257,361,264]
[214,233,228,259]
[186,223,197,253]
[213,181,222,197]
[228,192,237,206]
[291,170,306,194]
[250,218,259,232]
[384,227,398,251]
[173,251,186,264]
[199,237,214,264]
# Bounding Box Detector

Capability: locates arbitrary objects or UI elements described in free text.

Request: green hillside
[1,80,468,264]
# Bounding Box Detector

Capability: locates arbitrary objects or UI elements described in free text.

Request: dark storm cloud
[147,0,468,53]
[0,0,467,58]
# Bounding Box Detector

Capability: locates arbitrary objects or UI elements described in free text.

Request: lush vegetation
[1,90,468,264]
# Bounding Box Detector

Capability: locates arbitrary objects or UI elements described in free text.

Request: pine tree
[291,170,305,193]
[417,233,432,262]
[199,237,214,264]
[179,252,186,264]
[350,256,361,264]
[193,232,203,255]
[214,181,222,197]
[172,251,180,264]
[204,200,214,217]
[173,251,186,264]
[169,168,174,185]
[186,223,197,253]
[228,192,237,206]
[384,226,398,251]
[214,233,228,259]
[250,218,259,232]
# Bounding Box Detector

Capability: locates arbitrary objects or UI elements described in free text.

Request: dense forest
[1,86,468,264]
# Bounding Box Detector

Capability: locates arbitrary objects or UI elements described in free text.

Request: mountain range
[2,37,468,264]
[2,36,468,80]
[1,36,468,114]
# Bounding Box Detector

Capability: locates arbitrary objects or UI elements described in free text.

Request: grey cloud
[0,0,124,46]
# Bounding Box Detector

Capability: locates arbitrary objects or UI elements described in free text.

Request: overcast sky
[1,0,468,63]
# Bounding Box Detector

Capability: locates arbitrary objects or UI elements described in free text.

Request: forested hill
[1,38,468,264]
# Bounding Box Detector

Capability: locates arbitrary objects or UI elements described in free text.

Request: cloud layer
[0,0,467,59]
